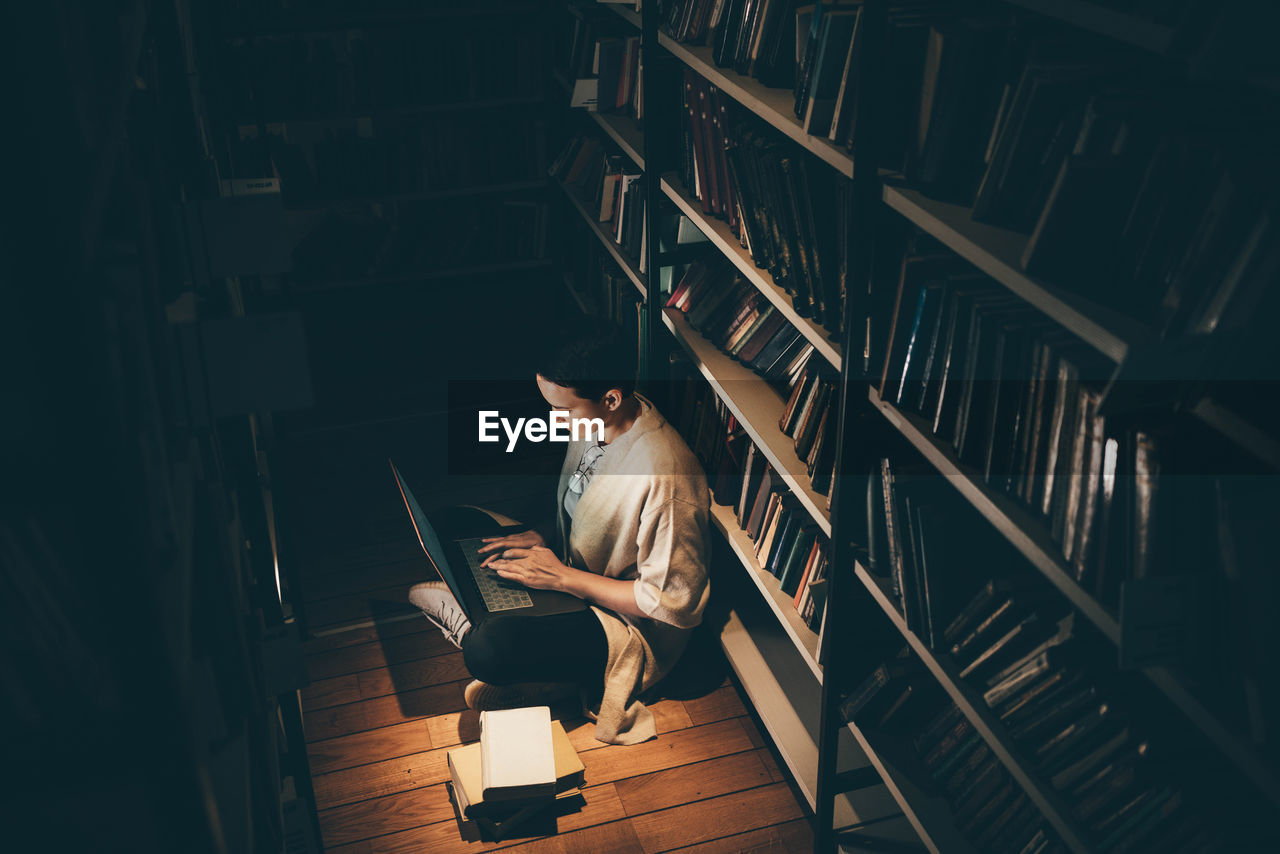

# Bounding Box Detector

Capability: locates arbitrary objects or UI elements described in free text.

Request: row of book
[549,134,649,265]
[877,242,1175,606]
[224,26,543,118]
[780,360,838,496]
[661,1,868,145]
[679,70,852,337]
[289,197,549,286]
[880,14,1280,342]
[231,116,546,203]
[666,255,820,386]
[662,0,799,90]
[671,375,830,631]
[561,239,644,344]
[840,651,1068,854]
[844,647,1213,854]
[564,4,643,117]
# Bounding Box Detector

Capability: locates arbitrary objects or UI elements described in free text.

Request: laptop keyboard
[457,537,534,612]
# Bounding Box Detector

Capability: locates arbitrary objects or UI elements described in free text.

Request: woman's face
[535,374,619,425]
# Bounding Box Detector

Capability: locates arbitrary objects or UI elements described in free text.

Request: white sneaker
[408,581,471,649]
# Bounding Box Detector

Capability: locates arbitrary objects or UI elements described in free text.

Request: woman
[409,322,710,744]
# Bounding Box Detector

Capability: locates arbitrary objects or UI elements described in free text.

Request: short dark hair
[536,317,637,401]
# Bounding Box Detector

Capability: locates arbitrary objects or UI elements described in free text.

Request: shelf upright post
[815,0,890,850]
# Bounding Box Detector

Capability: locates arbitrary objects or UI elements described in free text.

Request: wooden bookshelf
[661,174,843,371]
[843,724,976,854]
[853,562,1095,854]
[999,0,1177,53]
[881,180,1151,364]
[867,386,1280,811]
[554,175,648,299]
[866,387,1123,643]
[710,502,821,681]
[589,109,645,170]
[720,605,898,828]
[286,179,548,209]
[656,35,854,179]
[663,308,832,536]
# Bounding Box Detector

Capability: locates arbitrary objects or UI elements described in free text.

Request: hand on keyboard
[478,529,546,566]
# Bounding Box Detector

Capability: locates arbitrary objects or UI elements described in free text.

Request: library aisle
[282,417,814,852]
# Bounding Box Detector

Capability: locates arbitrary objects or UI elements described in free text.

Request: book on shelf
[551,132,648,263]
[676,68,851,338]
[667,369,831,632]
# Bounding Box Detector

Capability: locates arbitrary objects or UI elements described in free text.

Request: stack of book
[445,707,586,841]
[666,255,818,386]
[233,114,546,204]
[678,70,851,337]
[550,134,648,265]
[670,368,831,632]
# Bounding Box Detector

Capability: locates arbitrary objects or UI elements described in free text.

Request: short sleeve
[631,497,709,629]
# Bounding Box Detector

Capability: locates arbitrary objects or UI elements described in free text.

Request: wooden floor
[281,414,816,853]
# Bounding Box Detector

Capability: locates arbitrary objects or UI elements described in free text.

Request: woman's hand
[477,529,545,565]
[486,546,574,592]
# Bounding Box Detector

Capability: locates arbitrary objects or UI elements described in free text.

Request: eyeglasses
[567,444,606,495]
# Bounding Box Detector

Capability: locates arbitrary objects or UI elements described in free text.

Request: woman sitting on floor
[409,321,710,745]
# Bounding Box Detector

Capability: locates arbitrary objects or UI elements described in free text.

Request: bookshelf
[880,181,1147,364]
[663,308,832,537]
[710,502,822,681]
[554,175,648,298]
[661,174,843,371]
[854,562,1095,854]
[656,34,854,179]
[843,724,977,854]
[554,2,1278,852]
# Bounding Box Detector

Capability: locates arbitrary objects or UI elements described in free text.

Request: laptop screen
[390,461,471,617]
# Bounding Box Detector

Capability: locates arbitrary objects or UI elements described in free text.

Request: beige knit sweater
[553,393,710,745]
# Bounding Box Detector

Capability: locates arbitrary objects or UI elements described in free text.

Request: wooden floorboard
[290,423,812,852]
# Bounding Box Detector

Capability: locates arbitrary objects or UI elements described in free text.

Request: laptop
[390,460,587,622]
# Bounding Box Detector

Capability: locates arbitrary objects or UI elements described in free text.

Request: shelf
[657,34,853,179]
[844,724,976,854]
[881,181,1151,364]
[1190,396,1280,471]
[285,179,547,209]
[589,110,645,170]
[866,387,1121,644]
[662,308,832,536]
[235,94,544,125]
[720,606,898,828]
[553,175,647,300]
[709,502,821,682]
[868,387,1280,807]
[999,0,1176,54]
[853,562,1094,854]
[661,174,842,371]
[291,259,552,292]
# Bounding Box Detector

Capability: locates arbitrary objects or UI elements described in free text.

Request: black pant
[427,505,609,690]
